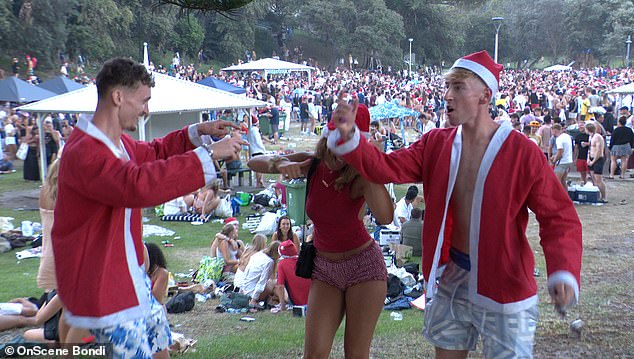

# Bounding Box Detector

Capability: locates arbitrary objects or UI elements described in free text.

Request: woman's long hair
[239,234,267,269]
[314,137,358,191]
[275,216,293,242]
[146,242,167,275]
[43,159,60,203]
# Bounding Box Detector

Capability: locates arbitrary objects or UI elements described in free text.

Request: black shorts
[589,157,605,174]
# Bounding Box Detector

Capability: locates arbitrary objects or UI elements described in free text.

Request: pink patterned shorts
[312,241,387,291]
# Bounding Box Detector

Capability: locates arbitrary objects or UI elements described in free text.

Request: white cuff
[193,147,217,184]
[547,270,579,307]
[326,126,361,156]
[188,124,203,147]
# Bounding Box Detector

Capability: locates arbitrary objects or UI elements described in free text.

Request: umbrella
[0,77,57,102]
[369,101,420,120]
[37,76,86,95]
[543,64,572,72]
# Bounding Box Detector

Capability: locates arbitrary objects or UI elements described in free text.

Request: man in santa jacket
[52,58,246,358]
[326,51,582,358]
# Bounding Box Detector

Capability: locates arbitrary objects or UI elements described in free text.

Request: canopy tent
[606,82,634,94]
[17,71,267,181]
[369,101,420,121]
[543,64,572,72]
[197,77,246,94]
[222,58,315,84]
[0,77,57,102]
[37,76,86,94]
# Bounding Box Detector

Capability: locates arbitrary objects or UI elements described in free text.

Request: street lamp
[408,38,413,77]
[492,17,504,63]
[626,35,632,68]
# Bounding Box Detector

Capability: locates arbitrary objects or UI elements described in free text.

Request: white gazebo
[222,58,315,84]
[17,71,267,180]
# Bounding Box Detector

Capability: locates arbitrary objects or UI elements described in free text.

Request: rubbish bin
[284,180,307,225]
[259,115,271,136]
[278,112,286,136]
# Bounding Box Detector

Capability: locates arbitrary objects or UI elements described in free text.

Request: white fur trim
[194,147,218,184]
[547,270,579,307]
[326,126,361,156]
[188,124,203,147]
[452,58,499,96]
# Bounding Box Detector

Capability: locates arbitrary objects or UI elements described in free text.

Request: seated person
[273,240,311,313]
[400,207,423,256]
[273,178,287,206]
[0,298,39,331]
[188,181,229,218]
[23,291,62,343]
[211,224,244,282]
[270,216,300,250]
[234,234,268,289]
[239,242,280,309]
[394,186,419,227]
[145,243,170,305]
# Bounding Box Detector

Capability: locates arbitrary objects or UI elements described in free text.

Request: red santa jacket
[328,122,582,314]
[53,117,216,328]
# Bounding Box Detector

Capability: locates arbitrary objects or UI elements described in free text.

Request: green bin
[259,115,271,136]
[284,180,308,225]
[278,112,286,136]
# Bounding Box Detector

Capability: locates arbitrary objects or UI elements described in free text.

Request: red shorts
[576,159,589,173]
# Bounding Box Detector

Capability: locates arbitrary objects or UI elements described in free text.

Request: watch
[201,142,214,160]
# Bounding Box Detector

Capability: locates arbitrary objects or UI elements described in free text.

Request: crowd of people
[1,47,633,358]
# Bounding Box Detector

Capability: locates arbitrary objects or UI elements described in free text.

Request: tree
[172,17,205,56]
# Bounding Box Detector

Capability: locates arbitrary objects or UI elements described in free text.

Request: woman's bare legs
[304,280,345,359]
[343,280,386,359]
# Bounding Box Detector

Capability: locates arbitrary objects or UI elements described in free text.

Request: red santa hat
[450,50,503,96]
[323,104,371,139]
[224,217,239,226]
[279,240,298,257]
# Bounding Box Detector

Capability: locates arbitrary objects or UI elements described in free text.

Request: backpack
[166,292,195,314]
[219,292,251,309]
[386,274,404,298]
[253,194,271,206]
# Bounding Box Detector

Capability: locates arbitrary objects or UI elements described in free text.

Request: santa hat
[224,217,239,226]
[323,104,371,139]
[279,240,298,257]
[450,50,503,96]
[251,114,258,125]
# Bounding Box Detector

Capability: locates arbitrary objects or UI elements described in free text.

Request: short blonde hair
[444,68,487,89]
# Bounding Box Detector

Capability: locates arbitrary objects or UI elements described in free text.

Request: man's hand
[550,282,575,316]
[209,135,248,161]
[277,158,312,179]
[331,91,358,140]
[198,120,240,138]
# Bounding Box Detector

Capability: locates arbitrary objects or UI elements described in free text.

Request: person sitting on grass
[0,298,39,331]
[184,180,229,218]
[270,216,300,251]
[239,241,280,310]
[211,223,244,283]
[234,234,268,290]
[272,240,311,313]
[145,243,170,305]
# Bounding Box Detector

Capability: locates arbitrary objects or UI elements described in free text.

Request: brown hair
[220,223,235,237]
[43,159,60,203]
[314,137,358,191]
[585,122,596,133]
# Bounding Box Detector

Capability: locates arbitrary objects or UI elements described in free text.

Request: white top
[239,251,273,300]
[394,197,413,225]
[555,133,573,164]
[247,125,267,155]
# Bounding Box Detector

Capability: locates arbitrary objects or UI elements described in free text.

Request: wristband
[201,142,214,160]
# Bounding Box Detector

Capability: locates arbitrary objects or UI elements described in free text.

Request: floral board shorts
[90,276,172,359]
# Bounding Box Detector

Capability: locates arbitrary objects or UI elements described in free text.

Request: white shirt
[247,125,266,155]
[394,197,413,225]
[422,121,435,135]
[555,133,573,164]
[239,251,273,300]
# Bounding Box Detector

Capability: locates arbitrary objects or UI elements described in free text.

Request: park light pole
[492,17,504,63]
[408,38,413,77]
[626,35,632,68]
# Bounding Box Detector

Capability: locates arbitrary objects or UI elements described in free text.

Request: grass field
[1,122,633,357]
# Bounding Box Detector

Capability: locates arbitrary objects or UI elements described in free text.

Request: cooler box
[569,185,599,203]
[379,229,401,246]
[284,180,308,225]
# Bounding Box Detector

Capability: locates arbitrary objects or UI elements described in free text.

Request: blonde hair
[444,68,487,89]
[239,234,268,268]
[314,137,358,191]
[43,159,61,203]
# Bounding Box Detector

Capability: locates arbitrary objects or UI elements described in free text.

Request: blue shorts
[423,261,538,357]
[90,276,172,358]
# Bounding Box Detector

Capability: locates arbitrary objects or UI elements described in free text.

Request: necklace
[321,168,337,188]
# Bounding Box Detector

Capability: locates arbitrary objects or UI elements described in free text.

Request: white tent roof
[222,58,315,73]
[607,83,634,94]
[17,71,266,114]
[543,64,572,72]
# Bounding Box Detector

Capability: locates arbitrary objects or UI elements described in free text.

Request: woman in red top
[248,104,393,358]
